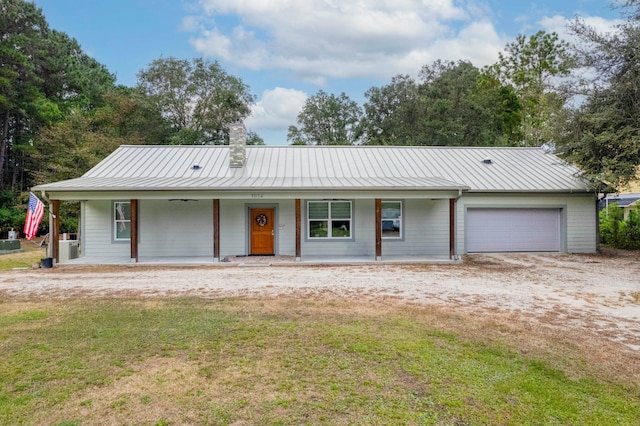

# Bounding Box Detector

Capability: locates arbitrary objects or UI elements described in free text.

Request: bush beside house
[600,203,640,250]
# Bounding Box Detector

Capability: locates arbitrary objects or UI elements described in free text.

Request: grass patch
[0,298,638,425]
[0,239,46,270]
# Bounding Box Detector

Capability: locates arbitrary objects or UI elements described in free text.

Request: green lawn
[0,298,638,425]
[0,239,47,270]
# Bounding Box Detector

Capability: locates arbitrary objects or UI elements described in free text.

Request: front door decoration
[255,213,268,227]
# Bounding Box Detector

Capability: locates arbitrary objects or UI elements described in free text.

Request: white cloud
[180,15,202,32]
[245,87,308,131]
[538,14,623,45]
[187,0,502,83]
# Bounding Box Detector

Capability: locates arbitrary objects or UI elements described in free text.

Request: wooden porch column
[449,198,456,259]
[130,199,139,262]
[213,199,220,261]
[295,199,301,261]
[51,200,60,263]
[375,198,382,261]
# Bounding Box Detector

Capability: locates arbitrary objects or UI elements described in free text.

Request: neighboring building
[600,193,640,220]
[33,124,597,264]
[600,173,640,220]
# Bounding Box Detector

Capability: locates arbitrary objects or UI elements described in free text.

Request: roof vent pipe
[482,158,493,164]
[228,122,246,168]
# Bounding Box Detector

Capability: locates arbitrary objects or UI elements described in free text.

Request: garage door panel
[467,208,561,252]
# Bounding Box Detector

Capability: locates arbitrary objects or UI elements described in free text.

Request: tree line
[289,1,640,192]
[1,0,639,233]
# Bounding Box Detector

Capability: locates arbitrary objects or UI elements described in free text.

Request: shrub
[0,207,26,234]
[619,209,640,250]
[599,203,640,249]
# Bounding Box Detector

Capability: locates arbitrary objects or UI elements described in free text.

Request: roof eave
[36,185,471,193]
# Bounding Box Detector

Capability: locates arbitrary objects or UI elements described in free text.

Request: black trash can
[40,257,53,268]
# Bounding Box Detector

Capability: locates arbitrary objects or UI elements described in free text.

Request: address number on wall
[251,193,264,199]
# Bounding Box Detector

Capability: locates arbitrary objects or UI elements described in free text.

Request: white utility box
[59,240,79,263]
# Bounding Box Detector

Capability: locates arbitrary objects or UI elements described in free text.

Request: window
[114,201,131,240]
[308,201,352,239]
[381,201,402,239]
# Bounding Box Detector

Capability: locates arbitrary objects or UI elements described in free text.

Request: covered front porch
[44,189,464,266]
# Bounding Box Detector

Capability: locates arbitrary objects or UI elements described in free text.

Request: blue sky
[33,0,620,145]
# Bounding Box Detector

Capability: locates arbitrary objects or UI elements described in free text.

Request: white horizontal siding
[382,199,449,257]
[139,200,213,257]
[219,200,246,257]
[566,196,598,253]
[301,199,375,257]
[276,200,296,256]
[301,199,450,258]
[83,200,129,258]
[218,199,296,257]
[456,193,596,254]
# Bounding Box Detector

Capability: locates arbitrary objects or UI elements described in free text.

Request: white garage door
[467,208,561,253]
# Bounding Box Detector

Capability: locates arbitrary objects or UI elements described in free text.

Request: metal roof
[34,145,591,193]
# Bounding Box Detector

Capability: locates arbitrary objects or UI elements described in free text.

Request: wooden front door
[250,208,275,255]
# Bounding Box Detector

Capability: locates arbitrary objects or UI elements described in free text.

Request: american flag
[23,192,45,240]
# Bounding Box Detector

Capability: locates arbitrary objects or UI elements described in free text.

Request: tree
[487,31,574,146]
[29,112,122,184]
[246,130,265,145]
[557,1,640,189]
[287,90,363,145]
[39,30,115,112]
[28,86,178,186]
[137,57,255,145]
[361,61,522,146]
[419,60,486,146]
[92,87,173,145]
[1,0,49,190]
[1,0,115,192]
[361,75,422,145]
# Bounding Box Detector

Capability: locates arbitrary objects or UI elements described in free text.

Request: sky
[33,0,622,145]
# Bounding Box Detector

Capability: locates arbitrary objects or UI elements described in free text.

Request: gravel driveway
[1,252,639,353]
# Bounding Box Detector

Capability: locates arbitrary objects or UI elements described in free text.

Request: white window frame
[113,201,131,241]
[307,200,353,239]
[381,200,403,239]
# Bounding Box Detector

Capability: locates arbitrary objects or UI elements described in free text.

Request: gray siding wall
[139,200,213,257]
[219,200,245,256]
[83,193,595,260]
[218,199,296,257]
[565,195,598,253]
[301,199,375,257]
[276,200,296,256]
[382,199,449,257]
[456,193,596,254]
[83,200,129,258]
[299,199,449,258]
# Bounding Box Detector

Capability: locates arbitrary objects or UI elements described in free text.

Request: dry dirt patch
[1,252,639,360]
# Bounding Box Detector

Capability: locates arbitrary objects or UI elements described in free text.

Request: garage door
[467,208,561,253]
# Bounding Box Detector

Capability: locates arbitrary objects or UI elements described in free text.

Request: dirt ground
[1,250,639,376]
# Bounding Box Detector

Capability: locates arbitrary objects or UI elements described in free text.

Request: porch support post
[375,198,382,261]
[449,198,455,259]
[130,199,139,263]
[51,200,60,263]
[295,198,301,261]
[213,199,220,262]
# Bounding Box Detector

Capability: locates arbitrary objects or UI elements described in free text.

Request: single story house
[33,124,597,264]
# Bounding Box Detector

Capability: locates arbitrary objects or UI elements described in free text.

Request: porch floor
[59,254,459,266]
